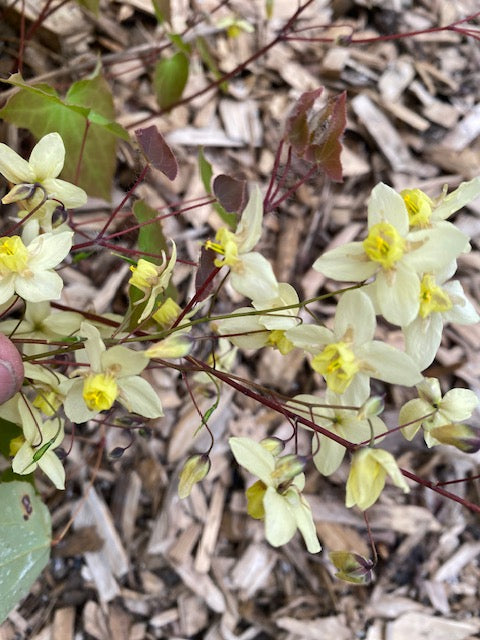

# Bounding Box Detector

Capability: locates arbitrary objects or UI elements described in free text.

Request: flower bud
[0,333,24,403]
[2,183,37,204]
[272,454,305,484]
[178,454,211,499]
[145,334,192,359]
[357,395,385,420]
[260,437,284,456]
[329,550,374,585]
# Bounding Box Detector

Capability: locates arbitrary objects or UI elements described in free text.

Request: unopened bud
[272,454,305,484]
[0,333,24,404]
[357,395,385,420]
[329,550,374,585]
[145,334,192,359]
[430,423,480,454]
[2,183,37,204]
[178,453,211,499]
[260,437,284,456]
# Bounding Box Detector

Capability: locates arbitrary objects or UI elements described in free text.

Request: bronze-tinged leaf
[213,175,247,213]
[135,125,178,180]
[306,91,347,182]
[284,87,324,155]
[195,247,217,301]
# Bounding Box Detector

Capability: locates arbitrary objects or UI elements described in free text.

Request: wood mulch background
[1,1,480,638]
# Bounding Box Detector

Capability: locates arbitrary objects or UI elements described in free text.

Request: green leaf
[0,417,22,459]
[151,0,171,24]
[154,52,189,110]
[0,73,129,200]
[0,481,52,623]
[76,0,100,15]
[133,200,168,266]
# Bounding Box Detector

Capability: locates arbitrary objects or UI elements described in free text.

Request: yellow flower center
[205,228,239,268]
[363,222,405,269]
[0,236,29,274]
[82,372,118,411]
[129,259,160,292]
[312,341,359,393]
[246,480,267,519]
[401,189,433,228]
[419,274,453,318]
[267,330,294,355]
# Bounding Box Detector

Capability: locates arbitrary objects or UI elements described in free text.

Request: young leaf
[197,148,237,227]
[76,0,99,15]
[213,175,247,213]
[0,73,129,200]
[284,88,346,182]
[0,482,52,624]
[154,52,189,110]
[135,125,178,180]
[151,0,171,24]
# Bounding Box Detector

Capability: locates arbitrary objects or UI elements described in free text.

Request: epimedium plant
[1,0,480,622]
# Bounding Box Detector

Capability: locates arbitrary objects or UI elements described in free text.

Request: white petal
[313,242,377,281]
[16,271,64,302]
[0,275,16,305]
[28,231,73,270]
[360,341,422,387]
[335,289,375,344]
[433,177,480,220]
[373,449,410,493]
[375,265,420,326]
[38,452,65,489]
[29,133,65,180]
[285,324,332,352]
[103,345,147,377]
[406,226,469,273]
[398,398,428,440]
[42,178,87,208]
[235,185,263,253]
[313,434,346,476]
[229,437,275,485]
[441,388,479,422]
[403,314,443,371]
[12,443,36,475]
[230,252,279,303]
[80,322,106,371]
[217,312,269,350]
[0,143,35,183]
[119,376,163,418]
[291,496,321,553]
[63,380,98,423]
[263,486,297,546]
[367,183,409,235]
[443,280,480,324]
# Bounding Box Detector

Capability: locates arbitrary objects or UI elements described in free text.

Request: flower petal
[359,340,422,387]
[335,290,376,344]
[229,436,275,485]
[235,185,263,253]
[230,252,279,303]
[38,451,65,489]
[15,271,64,302]
[374,264,420,326]
[367,183,409,235]
[433,177,480,220]
[118,376,163,418]
[29,133,65,180]
[313,242,378,281]
[263,486,297,546]
[291,495,321,553]
[41,178,87,208]
[403,314,443,371]
[0,143,35,183]
[28,231,73,270]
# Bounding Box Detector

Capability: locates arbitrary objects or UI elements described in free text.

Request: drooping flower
[63,322,163,422]
[0,230,73,305]
[0,132,87,230]
[286,289,422,398]
[128,242,177,322]
[313,183,468,326]
[11,397,65,489]
[205,185,279,303]
[346,447,409,511]
[229,436,321,553]
[399,377,479,447]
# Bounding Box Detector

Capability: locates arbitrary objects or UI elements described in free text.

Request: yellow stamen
[82,373,118,411]
[312,341,359,393]
[419,274,452,318]
[363,222,405,269]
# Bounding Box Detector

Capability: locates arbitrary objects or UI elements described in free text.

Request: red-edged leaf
[195,247,217,301]
[284,87,324,155]
[213,175,247,213]
[135,125,178,180]
[306,91,347,182]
